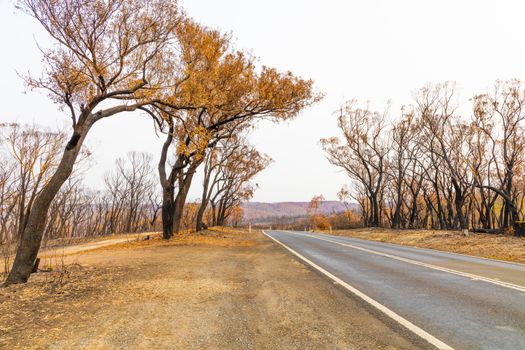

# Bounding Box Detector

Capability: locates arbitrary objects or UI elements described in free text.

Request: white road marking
[263,230,455,350]
[286,230,525,293]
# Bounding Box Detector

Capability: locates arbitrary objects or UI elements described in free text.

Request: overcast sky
[2,0,525,202]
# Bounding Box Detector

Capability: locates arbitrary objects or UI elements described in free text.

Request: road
[264,230,525,350]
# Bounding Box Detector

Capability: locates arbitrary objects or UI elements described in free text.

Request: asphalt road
[264,230,525,350]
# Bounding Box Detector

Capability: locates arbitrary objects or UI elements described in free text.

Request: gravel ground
[1,229,421,349]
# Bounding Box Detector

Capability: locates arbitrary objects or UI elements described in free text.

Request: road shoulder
[1,229,421,349]
[320,227,525,264]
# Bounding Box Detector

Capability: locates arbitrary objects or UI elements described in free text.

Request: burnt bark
[158,124,175,239]
[5,123,91,285]
[196,160,212,232]
[370,193,380,227]
[161,185,175,239]
[172,162,200,233]
[196,196,208,232]
[452,180,468,231]
[5,103,147,285]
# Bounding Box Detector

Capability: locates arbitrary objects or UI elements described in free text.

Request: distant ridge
[241,201,357,223]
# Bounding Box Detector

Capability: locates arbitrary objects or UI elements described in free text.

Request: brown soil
[0,229,422,350]
[326,228,525,264]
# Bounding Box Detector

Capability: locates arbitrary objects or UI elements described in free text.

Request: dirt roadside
[0,229,423,350]
[323,228,525,264]
[2,232,161,274]
[37,231,160,258]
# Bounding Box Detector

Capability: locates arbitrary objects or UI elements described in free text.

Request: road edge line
[262,230,454,350]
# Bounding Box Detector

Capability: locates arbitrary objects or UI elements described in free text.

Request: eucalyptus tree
[6,0,183,285]
[321,101,389,227]
[203,138,271,228]
[143,19,321,238]
[470,80,525,232]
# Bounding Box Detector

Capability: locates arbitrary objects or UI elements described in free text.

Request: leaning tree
[6,0,183,285]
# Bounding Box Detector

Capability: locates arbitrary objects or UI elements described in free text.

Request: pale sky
[2,0,525,202]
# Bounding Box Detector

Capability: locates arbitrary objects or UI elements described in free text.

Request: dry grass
[41,232,154,250]
[0,228,253,348]
[93,227,256,253]
[0,228,418,350]
[326,227,525,263]
[0,264,128,347]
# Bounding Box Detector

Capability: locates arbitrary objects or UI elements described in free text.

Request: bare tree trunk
[158,125,176,240]
[391,200,402,229]
[211,202,217,226]
[161,185,175,239]
[217,200,227,226]
[5,125,90,285]
[371,193,380,227]
[502,175,513,228]
[196,168,211,232]
[452,181,468,232]
[196,200,207,232]
[173,163,199,233]
[432,178,446,230]
[408,199,418,228]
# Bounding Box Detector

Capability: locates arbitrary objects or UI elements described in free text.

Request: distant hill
[241,201,358,223]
